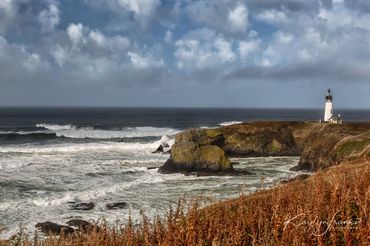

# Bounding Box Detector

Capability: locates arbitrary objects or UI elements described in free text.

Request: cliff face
[292,123,370,171]
[159,121,370,174]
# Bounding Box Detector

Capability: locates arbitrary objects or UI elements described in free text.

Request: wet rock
[194,169,252,177]
[70,202,94,211]
[66,219,94,231]
[35,221,74,235]
[106,202,128,210]
[152,145,164,153]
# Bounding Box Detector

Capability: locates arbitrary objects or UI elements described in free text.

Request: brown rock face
[292,123,370,171]
[158,142,232,174]
[222,123,300,157]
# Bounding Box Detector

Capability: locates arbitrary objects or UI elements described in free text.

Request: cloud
[164,30,173,43]
[227,3,249,33]
[256,9,288,25]
[1,0,370,107]
[67,23,84,45]
[89,30,130,50]
[128,51,164,69]
[0,0,18,33]
[185,0,249,35]
[174,28,235,69]
[238,39,262,60]
[38,3,60,32]
[87,0,161,26]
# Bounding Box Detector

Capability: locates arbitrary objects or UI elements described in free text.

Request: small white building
[324,88,342,124]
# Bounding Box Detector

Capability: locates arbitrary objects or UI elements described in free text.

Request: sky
[0,0,369,108]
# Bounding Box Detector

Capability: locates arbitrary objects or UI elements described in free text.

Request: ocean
[0,107,369,238]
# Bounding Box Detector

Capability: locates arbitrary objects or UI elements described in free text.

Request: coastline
[1,120,369,244]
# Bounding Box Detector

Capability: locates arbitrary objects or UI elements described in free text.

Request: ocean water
[0,107,369,239]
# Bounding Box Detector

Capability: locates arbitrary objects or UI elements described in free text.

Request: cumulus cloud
[174,28,235,69]
[227,3,249,33]
[255,9,288,25]
[185,0,249,35]
[67,23,84,45]
[238,39,262,60]
[164,30,173,43]
[128,51,164,69]
[38,3,60,32]
[89,30,130,50]
[87,0,161,26]
[0,0,17,33]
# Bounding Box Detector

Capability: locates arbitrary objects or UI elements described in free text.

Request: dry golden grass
[4,161,370,245]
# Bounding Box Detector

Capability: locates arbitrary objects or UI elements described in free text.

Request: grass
[2,160,370,245]
[336,139,370,157]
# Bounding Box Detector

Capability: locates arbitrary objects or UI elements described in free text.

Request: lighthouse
[324,88,333,121]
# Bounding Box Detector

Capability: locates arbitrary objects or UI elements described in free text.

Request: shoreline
[1,121,369,244]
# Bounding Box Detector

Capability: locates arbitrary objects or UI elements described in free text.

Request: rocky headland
[159,121,370,174]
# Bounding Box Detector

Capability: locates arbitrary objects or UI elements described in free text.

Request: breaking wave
[1,123,181,140]
[218,121,243,126]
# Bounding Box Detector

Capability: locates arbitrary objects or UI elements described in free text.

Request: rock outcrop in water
[159,121,370,174]
[158,129,234,174]
[36,221,75,235]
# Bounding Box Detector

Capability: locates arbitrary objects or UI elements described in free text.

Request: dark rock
[70,202,94,211]
[147,166,158,170]
[152,145,164,153]
[195,169,252,176]
[66,219,94,231]
[106,202,128,210]
[35,221,74,235]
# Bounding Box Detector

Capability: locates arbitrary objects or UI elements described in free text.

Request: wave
[0,141,163,154]
[35,124,75,131]
[31,171,185,207]
[0,131,59,141]
[218,121,243,126]
[35,123,179,139]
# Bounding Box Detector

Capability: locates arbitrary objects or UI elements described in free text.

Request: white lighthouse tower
[324,88,333,122]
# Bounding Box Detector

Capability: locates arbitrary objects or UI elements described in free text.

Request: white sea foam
[36,124,75,131]
[0,130,48,135]
[218,121,243,126]
[0,201,14,212]
[0,141,159,154]
[31,171,184,207]
[35,123,180,139]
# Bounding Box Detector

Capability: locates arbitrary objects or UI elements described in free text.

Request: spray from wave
[218,121,243,126]
[33,123,180,139]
